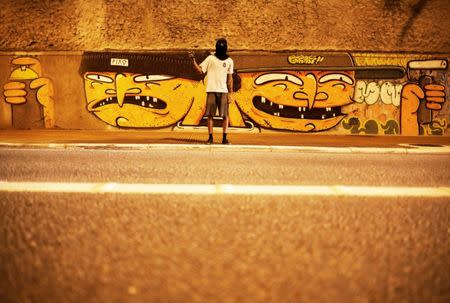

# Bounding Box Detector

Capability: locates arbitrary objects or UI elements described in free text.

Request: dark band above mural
[1,51,448,136]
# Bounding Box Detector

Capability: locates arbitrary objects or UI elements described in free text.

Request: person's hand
[188,51,195,60]
[227,94,232,104]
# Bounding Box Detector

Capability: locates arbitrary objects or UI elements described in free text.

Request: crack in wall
[398,0,430,45]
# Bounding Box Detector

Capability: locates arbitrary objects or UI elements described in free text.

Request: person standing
[190,38,234,144]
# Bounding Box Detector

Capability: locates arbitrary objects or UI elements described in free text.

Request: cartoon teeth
[93,95,167,109]
[253,96,341,121]
[142,97,158,107]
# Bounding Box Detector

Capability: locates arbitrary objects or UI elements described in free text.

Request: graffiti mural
[79,52,209,128]
[0,51,448,136]
[2,57,55,128]
[232,53,405,132]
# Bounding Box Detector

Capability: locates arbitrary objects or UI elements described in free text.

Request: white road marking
[0,181,449,197]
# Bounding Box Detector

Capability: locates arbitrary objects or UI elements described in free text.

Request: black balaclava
[215,38,229,60]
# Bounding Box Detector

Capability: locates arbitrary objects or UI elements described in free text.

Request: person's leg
[205,93,215,143]
[222,116,229,133]
[222,116,229,144]
[220,93,230,144]
[207,116,213,143]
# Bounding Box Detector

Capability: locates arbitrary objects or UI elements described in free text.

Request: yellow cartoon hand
[30,77,54,108]
[400,82,446,136]
[3,81,27,104]
[401,83,424,114]
[423,83,446,110]
[30,77,55,128]
[2,57,55,128]
[3,57,42,104]
[400,84,424,136]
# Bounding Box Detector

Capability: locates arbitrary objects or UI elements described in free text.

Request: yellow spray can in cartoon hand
[406,59,448,124]
[3,57,54,128]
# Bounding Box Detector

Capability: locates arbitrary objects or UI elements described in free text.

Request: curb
[1,142,450,154]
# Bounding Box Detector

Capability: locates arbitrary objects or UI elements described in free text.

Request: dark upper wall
[0,0,449,52]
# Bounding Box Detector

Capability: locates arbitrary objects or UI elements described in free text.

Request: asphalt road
[1,147,449,303]
[1,147,450,186]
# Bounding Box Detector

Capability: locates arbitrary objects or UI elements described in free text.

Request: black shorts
[204,92,228,117]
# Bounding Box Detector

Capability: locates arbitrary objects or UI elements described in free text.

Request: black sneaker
[222,139,230,145]
[206,137,213,144]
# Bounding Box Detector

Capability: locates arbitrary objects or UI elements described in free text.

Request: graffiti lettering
[355,81,380,105]
[111,58,129,67]
[288,55,325,65]
[355,80,403,107]
[380,82,402,106]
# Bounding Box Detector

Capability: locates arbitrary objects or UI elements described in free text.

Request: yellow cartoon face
[234,70,356,132]
[84,72,202,128]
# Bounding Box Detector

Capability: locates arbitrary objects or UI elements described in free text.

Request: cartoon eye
[319,73,354,85]
[134,75,174,82]
[255,73,303,86]
[274,83,288,90]
[86,74,113,83]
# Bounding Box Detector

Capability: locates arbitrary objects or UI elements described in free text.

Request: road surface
[1,147,449,303]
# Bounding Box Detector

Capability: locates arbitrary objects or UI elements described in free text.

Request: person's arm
[189,52,205,75]
[227,74,233,103]
[227,60,234,103]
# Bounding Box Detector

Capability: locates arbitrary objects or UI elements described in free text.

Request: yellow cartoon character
[80,52,208,128]
[2,57,55,128]
[232,53,405,132]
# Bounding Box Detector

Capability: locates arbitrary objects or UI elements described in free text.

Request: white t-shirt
[199,55,234,93]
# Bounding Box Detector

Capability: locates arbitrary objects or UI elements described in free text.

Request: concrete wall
[0,0,449,135]
[0,0,449,53]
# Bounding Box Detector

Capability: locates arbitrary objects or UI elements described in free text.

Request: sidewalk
[0,129,449,153]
